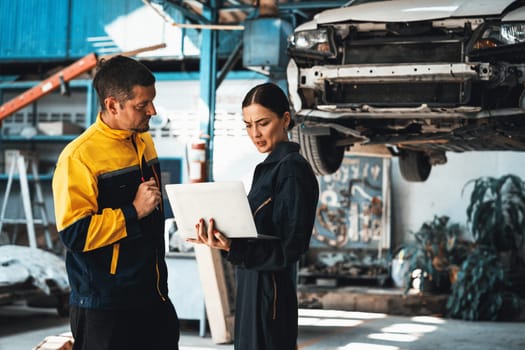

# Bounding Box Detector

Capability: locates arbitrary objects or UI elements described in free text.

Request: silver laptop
[165,181,277,240]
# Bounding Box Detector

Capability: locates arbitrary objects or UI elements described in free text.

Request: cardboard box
[38,122,84,136]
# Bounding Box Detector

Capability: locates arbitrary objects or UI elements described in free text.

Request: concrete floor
[1,303,524,350]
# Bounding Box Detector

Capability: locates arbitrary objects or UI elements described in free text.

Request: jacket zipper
[151,166,162,212]
[155,251,166,301]
[254,197,272,217]
[272,272,277,320]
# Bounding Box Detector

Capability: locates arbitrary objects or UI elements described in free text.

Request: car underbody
[287,0,525,181]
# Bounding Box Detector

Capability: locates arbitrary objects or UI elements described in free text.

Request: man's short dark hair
[93,55,155,110]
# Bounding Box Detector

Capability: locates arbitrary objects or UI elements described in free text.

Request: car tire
[291,126,345,175]
[398,150,432,182]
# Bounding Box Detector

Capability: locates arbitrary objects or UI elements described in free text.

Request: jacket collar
[261,141,300,165]
[94,113,136,140]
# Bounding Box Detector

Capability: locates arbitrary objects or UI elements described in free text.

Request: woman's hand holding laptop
[187,218,231,252]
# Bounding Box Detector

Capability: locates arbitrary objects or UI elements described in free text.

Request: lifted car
[287,0,525,181]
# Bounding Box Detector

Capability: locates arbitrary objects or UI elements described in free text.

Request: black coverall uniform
[226,141,319,350]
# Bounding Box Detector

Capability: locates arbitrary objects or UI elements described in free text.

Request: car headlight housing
[474,23,525,49]
[288,28,336,58]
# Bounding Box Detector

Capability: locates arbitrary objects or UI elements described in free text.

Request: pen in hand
[142,176,160,211]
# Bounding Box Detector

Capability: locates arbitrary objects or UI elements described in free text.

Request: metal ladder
[0,151,53,249]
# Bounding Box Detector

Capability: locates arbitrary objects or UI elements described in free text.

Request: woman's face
[242,103,290,153]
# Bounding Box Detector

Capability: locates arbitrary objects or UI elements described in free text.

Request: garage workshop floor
[1,302,524,350]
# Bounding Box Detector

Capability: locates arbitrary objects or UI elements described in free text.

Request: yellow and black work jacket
[52,114,168,309]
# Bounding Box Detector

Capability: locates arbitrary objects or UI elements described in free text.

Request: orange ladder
[0,53,98,122]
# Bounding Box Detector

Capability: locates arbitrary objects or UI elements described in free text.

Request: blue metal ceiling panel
[0,0,151,61]
[0,0,69,60]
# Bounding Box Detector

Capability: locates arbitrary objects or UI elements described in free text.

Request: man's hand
[133,177,161,219]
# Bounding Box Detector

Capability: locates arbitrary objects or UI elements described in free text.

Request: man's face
[116,84,157,133]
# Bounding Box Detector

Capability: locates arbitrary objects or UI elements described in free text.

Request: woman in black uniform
[189,82,319,350]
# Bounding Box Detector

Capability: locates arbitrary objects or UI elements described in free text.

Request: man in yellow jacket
[52,55,179,350]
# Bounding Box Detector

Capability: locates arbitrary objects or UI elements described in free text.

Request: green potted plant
[464,174,525,265]
[446,246,520,320]
[446,174,525,320]
[402,215,469,294]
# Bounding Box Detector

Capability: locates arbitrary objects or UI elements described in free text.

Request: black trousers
[70,299,180,350]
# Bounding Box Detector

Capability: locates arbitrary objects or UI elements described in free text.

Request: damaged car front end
[287,0,525,181]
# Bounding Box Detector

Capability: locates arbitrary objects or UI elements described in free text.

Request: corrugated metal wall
[0,0,241,62]
[0,0,154,61]
[0,1,70,60]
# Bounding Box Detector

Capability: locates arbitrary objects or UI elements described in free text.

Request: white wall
[390,151,525,249]
[152,77,266,188]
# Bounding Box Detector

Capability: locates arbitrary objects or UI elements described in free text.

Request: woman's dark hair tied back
[242,82,295,130]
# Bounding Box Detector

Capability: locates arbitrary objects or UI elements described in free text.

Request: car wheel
[398,150,432,182]
[291,126,345,175]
